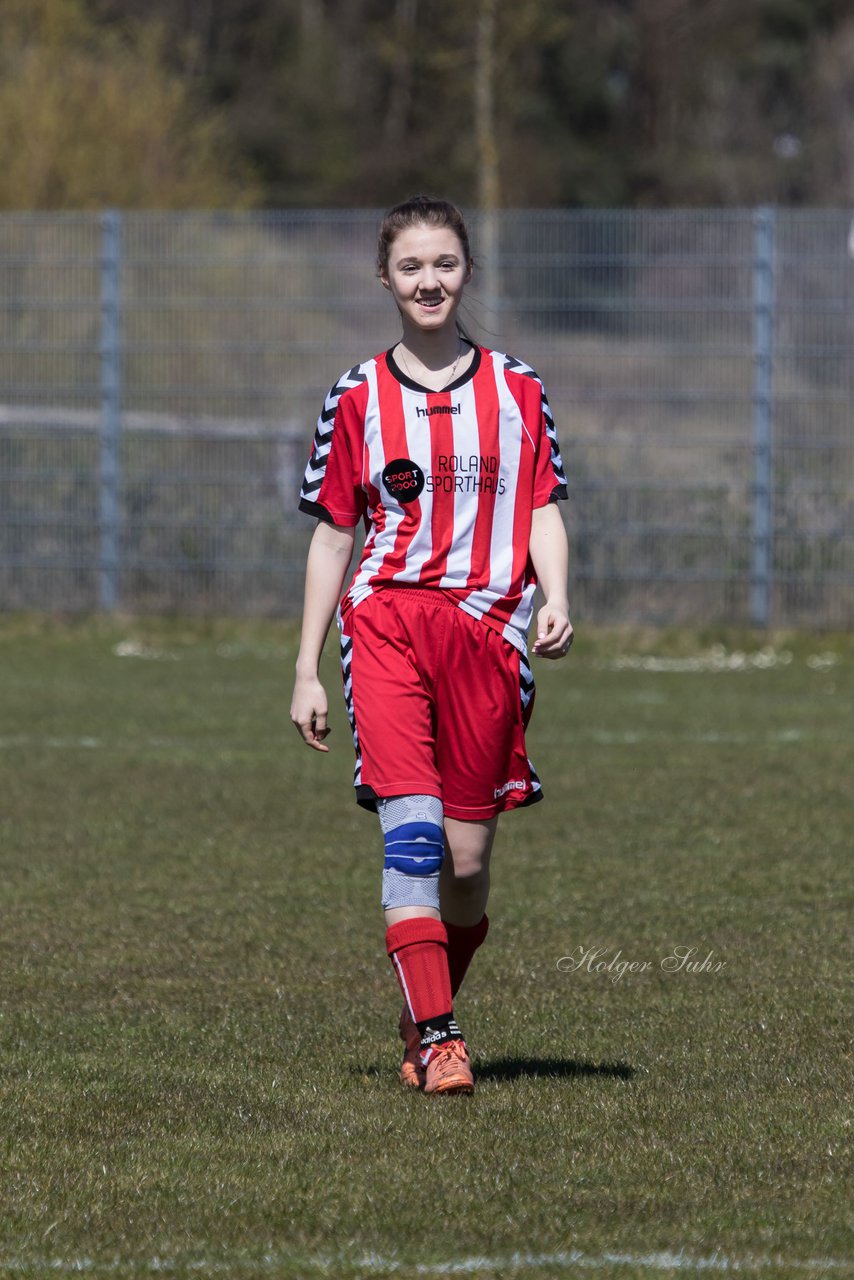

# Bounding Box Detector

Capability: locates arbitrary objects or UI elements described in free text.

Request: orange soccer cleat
[423,1038,474,1096]
[398,1005,425,1089]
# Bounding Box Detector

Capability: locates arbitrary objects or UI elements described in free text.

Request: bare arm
[290,519,356,750]
[528,502,574,659]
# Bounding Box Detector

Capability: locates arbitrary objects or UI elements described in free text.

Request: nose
[419,266,440,292]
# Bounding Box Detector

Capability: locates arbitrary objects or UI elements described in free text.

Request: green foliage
[0,0,260,209]
[2,0,854,208]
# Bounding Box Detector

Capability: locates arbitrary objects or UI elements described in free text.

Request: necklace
[398,339,464,391]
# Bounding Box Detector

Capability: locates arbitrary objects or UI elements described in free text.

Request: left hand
[531,600,574,660]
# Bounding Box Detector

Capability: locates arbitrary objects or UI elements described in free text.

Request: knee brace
[378,794,444,911]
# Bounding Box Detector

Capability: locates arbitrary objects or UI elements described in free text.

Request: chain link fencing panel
[0,208,851,625]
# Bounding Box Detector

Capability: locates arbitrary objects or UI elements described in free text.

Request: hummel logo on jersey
[416,404,461,417]
[494,779,527,799]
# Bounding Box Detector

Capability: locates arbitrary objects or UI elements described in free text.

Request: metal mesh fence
[1,208,852,625]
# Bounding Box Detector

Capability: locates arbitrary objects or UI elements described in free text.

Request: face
[380,224,472,335]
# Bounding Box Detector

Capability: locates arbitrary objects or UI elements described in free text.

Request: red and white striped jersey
[299,345,567,652]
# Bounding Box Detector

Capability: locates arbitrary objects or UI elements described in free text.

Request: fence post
[751,205,775,628]
[99,209,122,612]
[475,0,501,329]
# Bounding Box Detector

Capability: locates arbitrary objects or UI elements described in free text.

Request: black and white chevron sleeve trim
[540,383,568,499]
[504,355,568,500]
[298,362,369,513]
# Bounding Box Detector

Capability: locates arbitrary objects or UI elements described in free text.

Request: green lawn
[0,617,851,1280]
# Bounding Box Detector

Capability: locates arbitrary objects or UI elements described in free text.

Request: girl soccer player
[291,195,573,1095]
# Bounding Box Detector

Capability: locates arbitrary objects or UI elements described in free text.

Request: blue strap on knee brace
[383,820,444,876]
[378,795,445,910]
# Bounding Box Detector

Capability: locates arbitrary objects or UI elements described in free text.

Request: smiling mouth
[417,295,443,308]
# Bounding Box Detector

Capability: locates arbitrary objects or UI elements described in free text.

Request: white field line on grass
[112,641,291,661]
[0,1248,851,1276]
[113,641,180,661]
[370,1250,854,1276]
[586,728,809,745]
[599,647,838,673]
[107,641,843,673]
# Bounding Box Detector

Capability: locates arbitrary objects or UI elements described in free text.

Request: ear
[379,271,391,291]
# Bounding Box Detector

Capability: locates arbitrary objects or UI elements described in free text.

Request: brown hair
[376,194,474,278]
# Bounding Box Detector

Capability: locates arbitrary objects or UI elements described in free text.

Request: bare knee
[440,815,497,912]
[444,864,488,896]
[443,815,498,879]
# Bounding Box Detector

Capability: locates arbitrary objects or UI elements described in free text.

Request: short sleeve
[298,365,369,526]
[532,379,568,507]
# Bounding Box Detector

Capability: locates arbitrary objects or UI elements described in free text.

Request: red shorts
[340,587,542,822]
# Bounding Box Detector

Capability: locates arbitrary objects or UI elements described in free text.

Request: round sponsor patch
[382,458,425,504]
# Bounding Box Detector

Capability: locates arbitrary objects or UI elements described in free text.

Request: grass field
[0,617,851,1280]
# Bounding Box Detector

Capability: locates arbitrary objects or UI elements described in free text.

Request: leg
[379,794,444,928]
[437,816,495,1002]
[432,617,539,1001]
[378,794,474,1094]
[440,815,498,926]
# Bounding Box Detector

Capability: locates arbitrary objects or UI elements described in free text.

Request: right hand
[290,674,331,752]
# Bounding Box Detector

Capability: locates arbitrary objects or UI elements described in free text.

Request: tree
[5,0,854,209]
[0,0,259,208]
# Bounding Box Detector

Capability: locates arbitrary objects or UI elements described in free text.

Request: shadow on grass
[353,1057,635,1082]
[475,1056,635,1082]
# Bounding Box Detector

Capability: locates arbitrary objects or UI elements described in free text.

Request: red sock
[445,914,489,997]
[386,917,453,1025]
